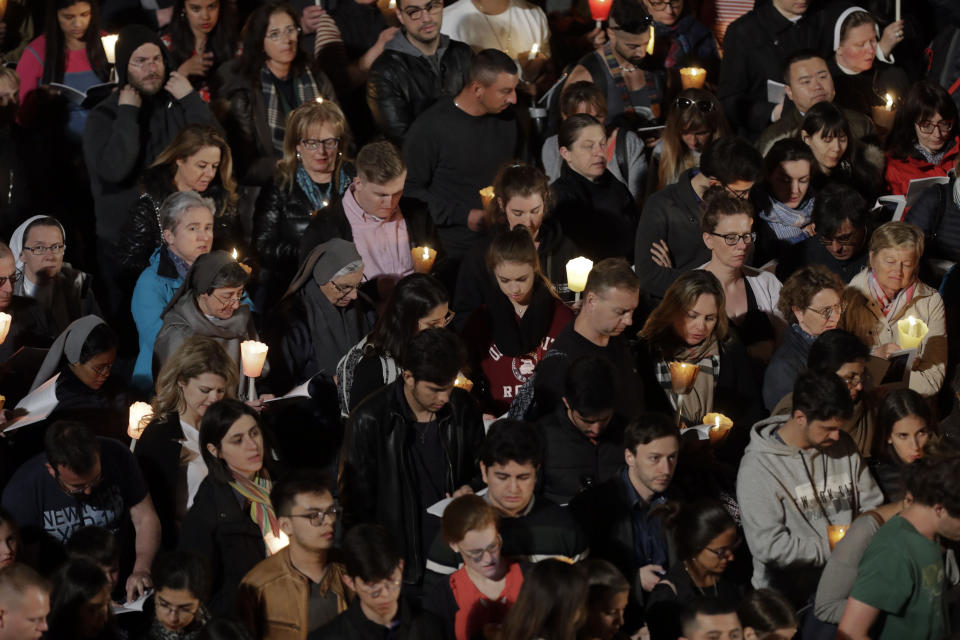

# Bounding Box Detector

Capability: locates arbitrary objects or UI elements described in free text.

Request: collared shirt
[621,468,669,570]
[341,187,413,280]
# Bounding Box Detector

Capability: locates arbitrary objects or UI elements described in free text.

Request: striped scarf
[868,271,916,319]
[260,65,321,153]
[760,195,815,242]
[230,470,280,538]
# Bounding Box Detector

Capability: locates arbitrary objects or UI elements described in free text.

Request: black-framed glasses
[807,303,845,321]
[56,470,102,497]
[817,230,864,247]
[419,310,455,330]
[266,25,300,41]
[300,138,341,152]
[402,0,443,20]
[0,272,22,288]
[23,243,65,256]
[675,97,715,112]
[461,535,503,562]
[707,231,756,246]
[704,537,741,559]
[723,183,752,200]
[287,505,340,527]
[331,281,357,298]
[916,120,955,135]
[212,290,244,306]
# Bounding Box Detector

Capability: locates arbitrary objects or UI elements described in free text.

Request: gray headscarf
[283,238,362,299]
[30,315,107,391]
[162,250,247,317]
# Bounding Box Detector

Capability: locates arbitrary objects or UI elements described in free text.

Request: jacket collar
[157,245,180,280]
[849,268,938,323]
[388,378,453,426]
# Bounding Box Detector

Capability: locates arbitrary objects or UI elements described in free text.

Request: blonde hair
[658,89,731,190]
[278,101,350,192]
[152,336,239,417]
[640,270,728,345]
[151,125,238,215]
[869,221,925,259]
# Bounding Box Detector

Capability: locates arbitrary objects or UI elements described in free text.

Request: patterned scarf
[653,335,721,425]
[760,195,815,242]
[260,65,321,153]
[167,248,192,279]
[914,141,946,166]
[229,470,280,538]
[868,271,916,319]
[295,164,350,210]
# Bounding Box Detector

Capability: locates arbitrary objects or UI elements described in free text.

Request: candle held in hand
[587,0,611,26]
[679,67,706,89]
[453,373,474,392]
[897,315,928,350]
[669,362,699,394]
[101,34,119,64]
[411,246,437,273]
[479,186,496,209]
[128,402,153,441]
[240,341,269,378]
[565,257,593,294]
[827,524,849,550]
[871,93,896,130]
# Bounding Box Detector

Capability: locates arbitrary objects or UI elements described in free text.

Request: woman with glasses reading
[8,215,100,334]
[885,80,960,197]
[841,221,946,397]
[763,264,845,411]
[133,551,210,640]
[425,495,524,640]
[645,499,742,640]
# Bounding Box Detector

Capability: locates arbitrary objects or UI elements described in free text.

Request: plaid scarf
[868,271,916,319]
[261,65,321,153]
[760,194,815,242]
[230,470,280,538]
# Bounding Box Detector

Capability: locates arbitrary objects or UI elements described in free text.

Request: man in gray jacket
[736,369,882,608]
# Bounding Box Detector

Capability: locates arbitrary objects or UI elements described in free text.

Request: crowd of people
[0,0,959,638]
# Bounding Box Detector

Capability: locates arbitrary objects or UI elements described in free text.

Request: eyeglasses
[331,281,357,298]
[707,231,756,246]
[266,25,300,41]
[286,505,340,527]
[129,54,164,69]
[723,183,752,200]
[840,372,869,388]
[300,138,341,152]
[817,231,863,248]
[356,576,403,599]
[23,243,65,256]
[56,470,102,497]
[704,537,741,559]
[402,0,443,20]
[807,303,845,321]
[647,0,682,9]
[916,120,955,135]
[156,597,200,617]
[675,97,716,113]
[419,311,456,330]
[0,272,22,288]
[212,290,244,306]
[461,535,503,563]
[85,361,114,378]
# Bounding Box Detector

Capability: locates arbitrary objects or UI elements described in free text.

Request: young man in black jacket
[310,524,445,640]
[340,328,484,589]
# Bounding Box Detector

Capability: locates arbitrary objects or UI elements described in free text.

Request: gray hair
[329,260,364,282]
[159,191,216,232]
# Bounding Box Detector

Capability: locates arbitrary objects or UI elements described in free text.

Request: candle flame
[232,248,238,260]
[315,97,324,104]
[388,0,396,7]
[885,93,893,110]
[423,247,430,260]
[646,26,655,55]
[531,43,540,56]
[715,416,720,428]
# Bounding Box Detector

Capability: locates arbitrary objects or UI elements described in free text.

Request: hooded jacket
[736,414,883,607]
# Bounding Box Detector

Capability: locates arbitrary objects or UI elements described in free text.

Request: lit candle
[827,524,849,551]
[101,34,119,65]
[128,402,153,441]
[646,26,655,55]
[668,361,700,394]
[871,93,896,130]
[453,373,474,392]
[565,257,593,303]
[232,248,238,260]
[264,529,290,555]
[315,96,324,104]
[240,341,269,378]
[411,246,437,274]
[679,67,706,89]
[530,43,540,57]
[587,0,611,27]
[897,315,928,350]
[705,413,733,445]
[479,186,496,209]
[0,312,11,344]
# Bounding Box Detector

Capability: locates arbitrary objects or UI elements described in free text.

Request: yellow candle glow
[315,96,324,104]
[679,67,706,89]
[0,312,11,344]
[565,257,593,293]
[240,341,269,378]
[646,26,655,55]
[453,373,474,392]
[530,43,540,57]
[101,35,119,64]
[411,246,437,274]
[705,413,733,444]
[897,315,928,350]
[479,186,496,209]
[128,402,153,441]
[669,361,699,394]
[827,524,849,551]
[872,93,896,130]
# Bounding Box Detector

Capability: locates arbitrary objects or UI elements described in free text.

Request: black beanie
[115,24,167,87]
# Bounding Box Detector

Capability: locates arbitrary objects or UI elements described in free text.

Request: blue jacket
[132,247,184,391]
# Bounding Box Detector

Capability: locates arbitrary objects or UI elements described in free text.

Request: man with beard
[82,24,217,321]
[565,0,663,128]
[737,370,882,609]
[366,0,472,145]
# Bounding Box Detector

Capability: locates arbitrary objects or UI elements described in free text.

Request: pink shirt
[341,187,414,280]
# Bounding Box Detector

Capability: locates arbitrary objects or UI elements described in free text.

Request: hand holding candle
[411,246,437,274]
[872,93,896,131]
[128,402,153,441]
[241,341,269,378]
[827,524,849,550]
[587,0,612,28]
[705,413,733,445]
[897,315,928,350]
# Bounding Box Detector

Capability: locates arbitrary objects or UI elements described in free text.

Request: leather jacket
[340,379,484,585]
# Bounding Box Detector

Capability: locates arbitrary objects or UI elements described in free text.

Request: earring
[296,151,301,160]
[180,10,186,18]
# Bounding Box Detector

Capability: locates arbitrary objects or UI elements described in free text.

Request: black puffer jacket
[340,379,484,585]
[366,32,473,145]
[119,165,241,272]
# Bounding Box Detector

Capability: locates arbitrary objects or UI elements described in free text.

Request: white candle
[565,257,593,293]
[101,35,119,65]
[240,341,269,378]
[895,0,900,21]
[0,312,11,344]
[128,402,153,441]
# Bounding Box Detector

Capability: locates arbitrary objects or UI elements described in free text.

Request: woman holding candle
[637,269,762,438]
[461,227,573,415]
[253,100,353,307]
[828,7,909,118]
[868,388,937,500]
[135,336,238,549]
[161,0,237,103]
[179,399,279,616]
[337,272,449,414]
[884,80,959,197]
[645,499,743,640]
[651,89,730,191]
[762,264,845,411]
[122,125,240,273]
[550,114,639,262]
[841,221,946,397]
[267,239,374,403]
